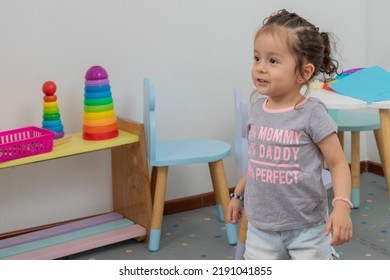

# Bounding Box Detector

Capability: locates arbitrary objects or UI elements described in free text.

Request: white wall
[0,0,367,233]
[365,0,390,163]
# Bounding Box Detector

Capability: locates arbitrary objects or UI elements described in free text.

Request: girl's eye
[269,58,277,64]
[254,56,260,62]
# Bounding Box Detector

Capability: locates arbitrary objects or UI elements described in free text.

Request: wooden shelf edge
[113,117,152,240]
[0,130,138,169]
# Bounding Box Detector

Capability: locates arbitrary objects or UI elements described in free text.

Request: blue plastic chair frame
[144,78,237,251]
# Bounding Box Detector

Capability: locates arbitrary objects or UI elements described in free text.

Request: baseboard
[366,160,384,176]
[164,160,384,216]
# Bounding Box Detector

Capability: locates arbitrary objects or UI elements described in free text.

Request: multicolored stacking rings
[83,66,119,140]
[42,81,64,139]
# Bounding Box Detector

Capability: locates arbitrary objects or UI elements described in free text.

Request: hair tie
[269,11,277,18]
[263,11,277,24]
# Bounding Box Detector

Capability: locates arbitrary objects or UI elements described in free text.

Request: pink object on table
[0,126,55,163]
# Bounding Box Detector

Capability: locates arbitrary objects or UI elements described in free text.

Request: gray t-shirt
[245,97,337,231]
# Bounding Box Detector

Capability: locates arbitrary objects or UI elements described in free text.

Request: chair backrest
[234,89,248,180]
[143,78,156,165]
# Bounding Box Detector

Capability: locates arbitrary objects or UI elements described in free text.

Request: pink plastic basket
[0,126,55,163]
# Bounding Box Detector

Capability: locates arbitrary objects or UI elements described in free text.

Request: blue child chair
[233,89,332,259]
[144,78,238,251]
[327,109,380,208]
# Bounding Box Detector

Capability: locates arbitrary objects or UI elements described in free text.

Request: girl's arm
[227,172,247,224]
[317,132,353,246]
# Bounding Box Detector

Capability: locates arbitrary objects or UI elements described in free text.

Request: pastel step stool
[328,109,380,208]
[0,213,145,260]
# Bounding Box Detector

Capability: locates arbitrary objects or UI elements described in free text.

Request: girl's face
[251,31,304,104]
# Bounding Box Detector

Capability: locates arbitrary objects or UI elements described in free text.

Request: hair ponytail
[320,32,339,77]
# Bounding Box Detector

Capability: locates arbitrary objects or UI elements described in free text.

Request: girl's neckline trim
[262,97,308,113]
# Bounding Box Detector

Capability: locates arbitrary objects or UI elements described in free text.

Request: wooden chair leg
[148,166,168,251]
[234,210,248,260]
[238,210,248,244]
[212,174,224,222]
[351,132,360,208]
[214,189,224,222]
[208,160,237,245]
[374,129,386,176]
[150,167,158,202]
[377,109,390,199]
[337,130,361,207]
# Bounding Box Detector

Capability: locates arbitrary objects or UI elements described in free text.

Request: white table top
[308,89,367,109]
[309,89,390,110]
[365,100,390,109]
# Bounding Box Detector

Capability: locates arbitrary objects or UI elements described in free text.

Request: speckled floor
[65,172,390,260]
[330,173,390,259]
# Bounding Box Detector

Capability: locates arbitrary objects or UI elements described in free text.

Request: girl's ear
[298,63,315,84]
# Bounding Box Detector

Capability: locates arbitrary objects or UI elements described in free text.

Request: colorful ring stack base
[83,66,118,140]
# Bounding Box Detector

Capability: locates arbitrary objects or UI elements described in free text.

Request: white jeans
[244,222,338,260]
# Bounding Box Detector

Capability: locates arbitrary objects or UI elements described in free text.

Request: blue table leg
[351,188,360,208]
[148,229,161,252]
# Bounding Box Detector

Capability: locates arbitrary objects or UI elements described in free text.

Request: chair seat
[153,139,231,166]
[328,109,380,131]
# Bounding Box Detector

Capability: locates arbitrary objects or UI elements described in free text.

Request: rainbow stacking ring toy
[41,81,65,139]
[82,65,119,140]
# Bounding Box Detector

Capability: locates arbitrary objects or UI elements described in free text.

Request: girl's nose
[255,61,266,73]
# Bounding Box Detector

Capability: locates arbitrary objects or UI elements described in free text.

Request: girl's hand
[227,198,243,224]
[325,204,353,246]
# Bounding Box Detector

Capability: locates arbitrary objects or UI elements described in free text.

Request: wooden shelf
[0,118,152,259]
[0,130,138,169]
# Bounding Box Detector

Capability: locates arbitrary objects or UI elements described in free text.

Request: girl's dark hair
[258,9,339,82]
